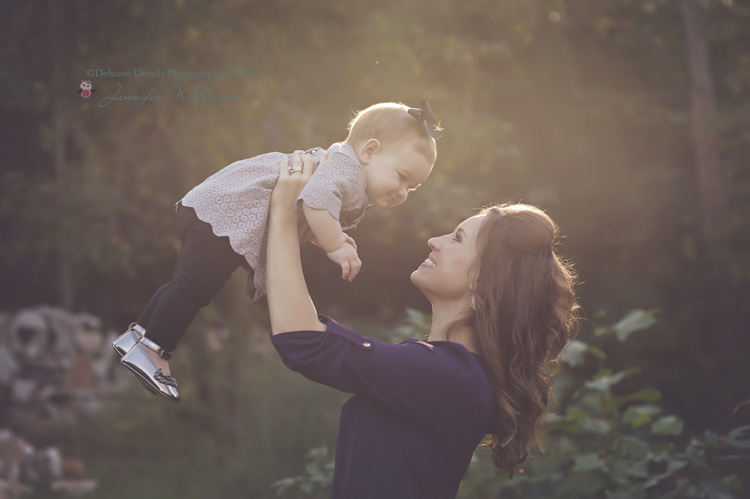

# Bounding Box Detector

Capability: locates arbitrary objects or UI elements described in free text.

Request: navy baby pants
[138,203,246,352]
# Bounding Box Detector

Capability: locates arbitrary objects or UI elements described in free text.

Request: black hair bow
[408,98,442,140]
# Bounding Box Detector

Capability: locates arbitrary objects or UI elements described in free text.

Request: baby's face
[362,140,433,208]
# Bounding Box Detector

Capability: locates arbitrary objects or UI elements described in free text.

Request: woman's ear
[358,138,381,165]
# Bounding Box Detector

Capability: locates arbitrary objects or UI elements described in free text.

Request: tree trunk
[51,1,74,310]
[680,0,725,255]
[680,0,737,353]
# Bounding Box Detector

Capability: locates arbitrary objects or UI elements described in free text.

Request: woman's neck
[427,305,478,354]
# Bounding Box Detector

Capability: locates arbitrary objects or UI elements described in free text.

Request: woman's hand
[270,152,318,219]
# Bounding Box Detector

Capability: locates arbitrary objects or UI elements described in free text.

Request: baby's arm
[302,204,361,281]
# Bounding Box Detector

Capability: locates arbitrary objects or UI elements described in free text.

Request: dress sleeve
[270,316,483,426]
[295,150,363,221]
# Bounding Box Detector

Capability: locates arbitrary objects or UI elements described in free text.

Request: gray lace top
[178,143,372,303]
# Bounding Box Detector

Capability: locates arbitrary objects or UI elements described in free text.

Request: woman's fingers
[279,156,289,178]
[273,154,313,212]
[291,154,303,172]
[300,153,314,180]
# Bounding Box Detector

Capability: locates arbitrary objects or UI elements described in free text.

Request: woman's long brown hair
[450,203,580,476]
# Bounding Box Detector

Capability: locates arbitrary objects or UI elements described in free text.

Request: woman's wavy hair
[451,203,580,476]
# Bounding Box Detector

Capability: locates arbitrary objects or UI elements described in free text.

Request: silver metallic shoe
[112,322,145,356]
[113,323,159,396]
[120,337,180,403]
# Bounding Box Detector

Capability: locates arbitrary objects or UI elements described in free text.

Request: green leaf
[724,474,743,491]
[623,405,662,428]
[642,459,689,489]
[574,453,606,472]
[610,457,648,480]
[605,491,640,499]
[405,307,429,328]
[613,388,663,406]
[594,326,611,337]
[587,344,607,359]
[698,477,734,499]
[612,309,656,341]
[561,340,588,367]
[585,370,627,392]
[558,470,607,496]
[579,418,612,435]
[651,415,684,436]
[618,435,650,459]
[726,425,750,448]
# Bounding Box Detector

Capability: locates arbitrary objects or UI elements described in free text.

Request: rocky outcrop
[0,305,133,497]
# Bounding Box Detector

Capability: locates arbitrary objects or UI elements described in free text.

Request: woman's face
[410,214,486,305]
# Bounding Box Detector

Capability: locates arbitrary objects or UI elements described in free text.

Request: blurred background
[0,0,748,497]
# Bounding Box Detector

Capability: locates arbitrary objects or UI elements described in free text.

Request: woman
[267,153,579,498]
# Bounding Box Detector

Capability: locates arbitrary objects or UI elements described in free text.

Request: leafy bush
[459,309,750,498]
[270,446,335,499]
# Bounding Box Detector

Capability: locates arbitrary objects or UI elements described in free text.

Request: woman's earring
[470,294,477,311]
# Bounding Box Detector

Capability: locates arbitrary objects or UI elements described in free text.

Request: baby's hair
[344,102,437,165]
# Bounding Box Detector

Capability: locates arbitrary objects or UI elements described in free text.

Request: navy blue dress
[270,316,497,499]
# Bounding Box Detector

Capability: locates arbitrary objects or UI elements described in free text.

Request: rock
[61,458,86,478]
[51,478,98,495]
[0,429,24,482]
[10,379,35,405]
[0,306,127,496]
[0,348,18,385]
[0,429,96,497]
[8,310,47,365]
[64,356,94,390]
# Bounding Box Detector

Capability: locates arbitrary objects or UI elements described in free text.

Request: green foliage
[270,446,334,499]
[390,307,432,342]
[458,309,750,498]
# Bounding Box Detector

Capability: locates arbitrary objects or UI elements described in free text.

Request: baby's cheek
[370,180,386,193]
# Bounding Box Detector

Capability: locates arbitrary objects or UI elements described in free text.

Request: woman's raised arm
[266,153,328,335]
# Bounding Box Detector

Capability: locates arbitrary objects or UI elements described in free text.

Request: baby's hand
[326,238,361,282]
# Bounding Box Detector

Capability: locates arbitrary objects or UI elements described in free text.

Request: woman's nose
[428,237,440,250]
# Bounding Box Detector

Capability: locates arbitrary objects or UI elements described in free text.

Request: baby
[113,99,441,402]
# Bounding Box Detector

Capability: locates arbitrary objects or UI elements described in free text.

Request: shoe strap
[138,337,173,360]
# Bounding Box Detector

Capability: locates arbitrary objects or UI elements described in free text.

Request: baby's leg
[144,205,245,356]
[120,205,245,401]
[137,283,170,328]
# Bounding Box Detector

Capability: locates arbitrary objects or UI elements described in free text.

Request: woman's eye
[454,233,462,242]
